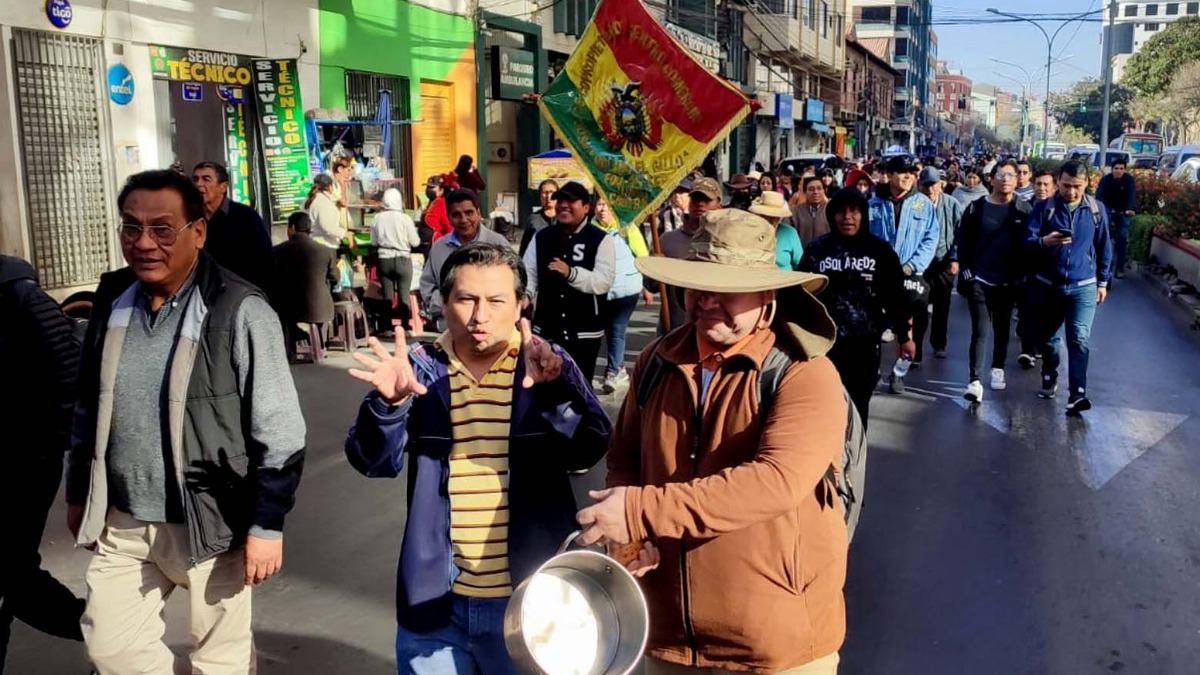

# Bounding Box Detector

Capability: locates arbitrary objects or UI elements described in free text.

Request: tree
[1122,17,1200,98]
[1050,78,1135,141]
[1056,124,1095,148]
[1130,62,1200,143]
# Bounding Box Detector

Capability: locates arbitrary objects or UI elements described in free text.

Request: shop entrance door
[415,81,456,188]
[11,28,116,289]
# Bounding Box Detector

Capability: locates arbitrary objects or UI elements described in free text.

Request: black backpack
[634,344,868,542]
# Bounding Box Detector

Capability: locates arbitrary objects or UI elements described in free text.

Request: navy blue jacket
[1026,195,1113,288]
[345,339,611,630]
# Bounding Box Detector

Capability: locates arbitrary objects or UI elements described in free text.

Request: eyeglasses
[119,220,196,246]
[994,171,1017,179]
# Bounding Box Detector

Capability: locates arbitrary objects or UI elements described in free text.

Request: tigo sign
[107,64,134,105]
[45,0,72,29]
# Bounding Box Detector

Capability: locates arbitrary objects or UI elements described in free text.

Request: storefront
[479,13,547,224]
[318,0,480,210]
[798,98,832,154]
[148,45,259,206]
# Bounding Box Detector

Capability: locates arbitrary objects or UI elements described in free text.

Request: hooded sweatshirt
[953,182,989,206]
[800,212,911,342]
[371,188,421,259]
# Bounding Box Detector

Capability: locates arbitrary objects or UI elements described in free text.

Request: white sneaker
[990,368,1007,391]
[881,329,895,343]
[603,369,630,393]
[964,380,984,402]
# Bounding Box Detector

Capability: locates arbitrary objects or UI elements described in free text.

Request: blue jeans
[603,294,639,377]
[1034,281,1098,396]
[395,595,518,675]
[1110,210,1129,273]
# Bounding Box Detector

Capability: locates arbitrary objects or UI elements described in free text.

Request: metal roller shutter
[11,29,115,288]
[416,82,456,186]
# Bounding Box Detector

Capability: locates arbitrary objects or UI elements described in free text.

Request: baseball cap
[689,177,722,202]
[885,156,917,174]
[551,181,592,203]
[918,167,944,185]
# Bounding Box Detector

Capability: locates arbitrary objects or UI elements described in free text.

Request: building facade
[842,34,901,157]
[935,65,972,150]
[848,0,936,151]
[743,0,848,163]
[1107,1,1200,81]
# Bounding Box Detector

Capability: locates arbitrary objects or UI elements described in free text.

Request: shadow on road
[257,630,395,674]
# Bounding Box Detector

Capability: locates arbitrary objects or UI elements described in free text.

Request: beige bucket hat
[749,191,792,219]
[636,209,827,294]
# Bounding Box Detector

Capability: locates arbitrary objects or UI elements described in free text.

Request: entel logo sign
[46,0,73,29]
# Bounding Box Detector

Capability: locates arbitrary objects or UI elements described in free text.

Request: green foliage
[1051,79,1135,141]
[1128,215,1167,263]
[1133,172,1200,241]
[1122,17,1200,97]
[1030,158,1064,175]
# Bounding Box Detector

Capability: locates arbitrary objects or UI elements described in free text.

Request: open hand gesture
[348,329,428,403]
[520,318,562,388]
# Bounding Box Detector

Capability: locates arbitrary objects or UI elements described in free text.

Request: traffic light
[1080,102,1088,113]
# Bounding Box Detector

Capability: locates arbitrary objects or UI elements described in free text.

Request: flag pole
[648,211,672,329]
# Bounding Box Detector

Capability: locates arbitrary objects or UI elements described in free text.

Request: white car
[1171,157,1200,183]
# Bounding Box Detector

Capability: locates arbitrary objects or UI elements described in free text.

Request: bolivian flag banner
[538,0,754,225]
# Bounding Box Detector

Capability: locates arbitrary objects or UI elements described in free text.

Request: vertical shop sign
[252,59,309,221]
[223,103,251,204]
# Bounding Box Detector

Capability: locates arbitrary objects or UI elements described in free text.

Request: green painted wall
[318,0,475,114]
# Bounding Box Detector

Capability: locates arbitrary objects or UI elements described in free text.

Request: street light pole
[1099,0,1118,162]
[986,7,1103,152]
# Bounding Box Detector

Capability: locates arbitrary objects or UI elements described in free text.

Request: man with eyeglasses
[1014,161,1035,201]
[67,170,307,674]
[955,160,1032,402]
[191,161,276,298]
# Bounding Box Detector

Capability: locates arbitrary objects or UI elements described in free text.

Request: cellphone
[1054,228,1073,238]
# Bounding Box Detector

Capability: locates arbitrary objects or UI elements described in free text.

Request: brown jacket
[608,295,848,673]
[788,202,830,247]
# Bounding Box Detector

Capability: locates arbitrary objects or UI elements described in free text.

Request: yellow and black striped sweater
[436,330,521,598]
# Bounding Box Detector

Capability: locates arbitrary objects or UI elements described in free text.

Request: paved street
[10,274,1200,674]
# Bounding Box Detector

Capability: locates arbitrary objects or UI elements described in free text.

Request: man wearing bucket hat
[578,209,850,675]
[749,191,804,271]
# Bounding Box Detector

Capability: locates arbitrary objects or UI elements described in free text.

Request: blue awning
[809,123,832,134]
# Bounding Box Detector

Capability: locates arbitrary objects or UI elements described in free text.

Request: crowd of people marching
[0,146,1120,675]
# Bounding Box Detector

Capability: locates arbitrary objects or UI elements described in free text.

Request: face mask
[425,188,437,200]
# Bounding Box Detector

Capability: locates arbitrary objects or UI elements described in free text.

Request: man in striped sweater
[345,243,612,674]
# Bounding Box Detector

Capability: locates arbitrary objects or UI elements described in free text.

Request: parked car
[1083,150,1132,173]
[776,153,841,176]
[1132,156,1159,171]
[1067,144,1100,161]
[1159,145,1200,177]
[1171,157,1200,184]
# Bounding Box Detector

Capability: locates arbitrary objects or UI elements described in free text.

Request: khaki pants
[82,509,255,675]
[645,653,839,675]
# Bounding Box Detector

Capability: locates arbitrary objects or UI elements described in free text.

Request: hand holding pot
[576,487,630,546]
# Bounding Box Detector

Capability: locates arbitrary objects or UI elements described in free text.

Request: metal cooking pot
[504,531,649,675]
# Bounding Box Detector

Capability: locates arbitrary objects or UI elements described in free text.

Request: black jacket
[956,196,1032,284]
[799,228,911,342]
[0,256,80,459]
[1096,173,1137,214]
[204,199,277,299]
[273,235,338,324]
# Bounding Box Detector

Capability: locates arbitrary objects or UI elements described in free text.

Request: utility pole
[1099,0,1117,164]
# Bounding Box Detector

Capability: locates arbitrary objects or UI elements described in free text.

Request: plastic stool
[287,323,325,363]
[329,301,370,352]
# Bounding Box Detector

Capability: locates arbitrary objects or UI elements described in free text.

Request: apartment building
[1107,1,1200,80]
[848,0,936,150]
[841,33,902,156]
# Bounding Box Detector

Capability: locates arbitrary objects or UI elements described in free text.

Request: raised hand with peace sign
[348,328,428,403]
[520,318,563,388]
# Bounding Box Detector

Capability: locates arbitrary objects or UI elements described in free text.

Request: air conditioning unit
[488,142,514,163]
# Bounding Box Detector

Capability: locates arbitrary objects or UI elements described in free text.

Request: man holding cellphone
[1025,161,1113,415]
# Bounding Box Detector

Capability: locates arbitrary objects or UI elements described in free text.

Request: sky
[931,0,1107,98]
